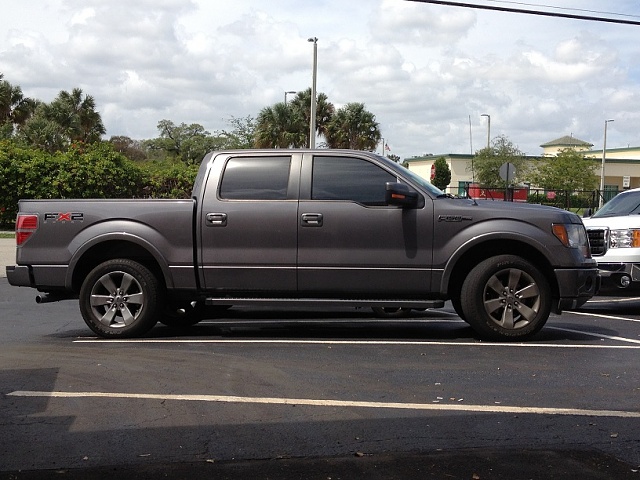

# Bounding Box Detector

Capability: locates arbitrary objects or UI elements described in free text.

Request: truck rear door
[199,153,300,292]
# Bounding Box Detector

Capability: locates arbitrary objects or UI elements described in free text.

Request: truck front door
[297,154,434,296]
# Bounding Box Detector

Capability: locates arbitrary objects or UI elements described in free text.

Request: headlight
[552,223,591,258]
[609,229,640,248]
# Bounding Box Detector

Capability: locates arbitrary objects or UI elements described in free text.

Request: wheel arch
[444,237,559,303]
[67,236,170,293]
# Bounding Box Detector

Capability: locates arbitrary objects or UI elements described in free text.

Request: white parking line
[8,390,640,419]
[548,326,640,344]
[568,310,640,323]
[586,297,640,304]
[72,338,640,348]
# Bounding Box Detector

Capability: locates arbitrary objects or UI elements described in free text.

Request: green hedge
[0,141,199,227]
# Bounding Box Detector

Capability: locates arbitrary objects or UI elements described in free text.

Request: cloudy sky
[1,0,639,159]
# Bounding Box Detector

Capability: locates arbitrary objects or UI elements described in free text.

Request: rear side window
[312,156,397,206]
[220,156,291,200]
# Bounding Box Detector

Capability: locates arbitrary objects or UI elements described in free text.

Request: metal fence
[444,186,616,216]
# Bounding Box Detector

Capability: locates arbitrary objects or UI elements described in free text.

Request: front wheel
[79,259,161,338]
[460,255,551,340]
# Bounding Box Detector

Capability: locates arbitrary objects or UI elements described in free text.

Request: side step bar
[205,298,445,309]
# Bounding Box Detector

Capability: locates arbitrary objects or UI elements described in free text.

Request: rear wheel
[460,255,551,340]
[79,259,161,338]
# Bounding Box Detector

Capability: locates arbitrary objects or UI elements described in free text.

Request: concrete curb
[0,237,15,278]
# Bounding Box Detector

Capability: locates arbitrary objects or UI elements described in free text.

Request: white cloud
[0,0,639,158]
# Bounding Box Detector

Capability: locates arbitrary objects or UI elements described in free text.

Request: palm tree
[325,103,381,151]
[51,88,105,143]
[18,88,105,152]
[254,102,306,148]
[289,88,334,146]
[0,76,37,137]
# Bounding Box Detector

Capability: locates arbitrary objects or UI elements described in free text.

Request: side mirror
[583,207,592,218]
[385,182,418,208]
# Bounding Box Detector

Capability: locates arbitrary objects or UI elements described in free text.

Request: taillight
[16,214,38,246]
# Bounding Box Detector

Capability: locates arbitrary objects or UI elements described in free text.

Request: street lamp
[481,113,490,149]
[284,91,296,105]
[599,119,615,208]
[308,37,318,149]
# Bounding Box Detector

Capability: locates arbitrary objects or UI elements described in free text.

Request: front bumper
[554,267,600,312]
[595,262,640,280]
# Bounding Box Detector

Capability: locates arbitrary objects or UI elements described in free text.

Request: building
[406,135,640,195]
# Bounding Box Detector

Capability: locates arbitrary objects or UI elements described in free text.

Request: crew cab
[7,149,598,340]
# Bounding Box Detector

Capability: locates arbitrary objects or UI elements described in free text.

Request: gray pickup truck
[7,149,598,340]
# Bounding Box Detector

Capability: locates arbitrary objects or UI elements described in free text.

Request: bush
[0,141,206,228]
[140,160,199,199]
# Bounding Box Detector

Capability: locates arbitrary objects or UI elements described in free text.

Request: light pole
[308,37,318,149]
[284,91,296,105]
[599,119,615,208]
[481,113,490,149]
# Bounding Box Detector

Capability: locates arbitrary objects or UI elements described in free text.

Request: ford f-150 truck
[583,187,640,290]
[6,149,598,340]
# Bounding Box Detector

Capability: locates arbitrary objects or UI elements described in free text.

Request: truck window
[312,156,397,206]
[219,156,291,200]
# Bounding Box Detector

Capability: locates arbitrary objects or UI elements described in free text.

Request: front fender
[436,220,567,294]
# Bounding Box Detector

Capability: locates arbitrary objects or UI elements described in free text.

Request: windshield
[592,191,640,217]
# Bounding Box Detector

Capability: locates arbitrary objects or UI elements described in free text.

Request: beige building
[406,135,640,195]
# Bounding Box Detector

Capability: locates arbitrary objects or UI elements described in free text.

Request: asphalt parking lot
[1,237,639,479]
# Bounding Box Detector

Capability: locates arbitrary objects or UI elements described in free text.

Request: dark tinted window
[312,156,397,205]
[220,156,291,200]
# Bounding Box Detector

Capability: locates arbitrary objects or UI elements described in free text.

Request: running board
[205,298,445,309]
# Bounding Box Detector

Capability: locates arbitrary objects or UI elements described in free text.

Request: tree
[288,88,334,146]
[47,88,105,143]
[254,102,306,148]
[471,135,528,188]
[432,157,451,190]
[216,115,256,149]
[325,103,381,151]
[109,136,147,162]
[18,88,105,152]
[529,148,599,191]
[0,75,37,139]
[145,120,224,163]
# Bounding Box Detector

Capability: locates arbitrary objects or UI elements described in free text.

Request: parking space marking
[8,390,640,419]
[72,338,640,349]
[569,310,640,324]
[586,297,640,304]
[548,326,640,344]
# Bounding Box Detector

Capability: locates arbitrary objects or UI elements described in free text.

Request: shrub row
[0,141,199,228]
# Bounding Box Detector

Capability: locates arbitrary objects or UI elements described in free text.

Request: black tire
[450,297,467,322]
[371,307,412,318]
[79,259,161,338]
[460,255,551,340]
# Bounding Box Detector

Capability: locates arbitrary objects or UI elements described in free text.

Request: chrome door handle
[206,213,227,226]
[301,213,323,227]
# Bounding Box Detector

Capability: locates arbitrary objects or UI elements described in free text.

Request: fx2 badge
[44,212,84,223]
